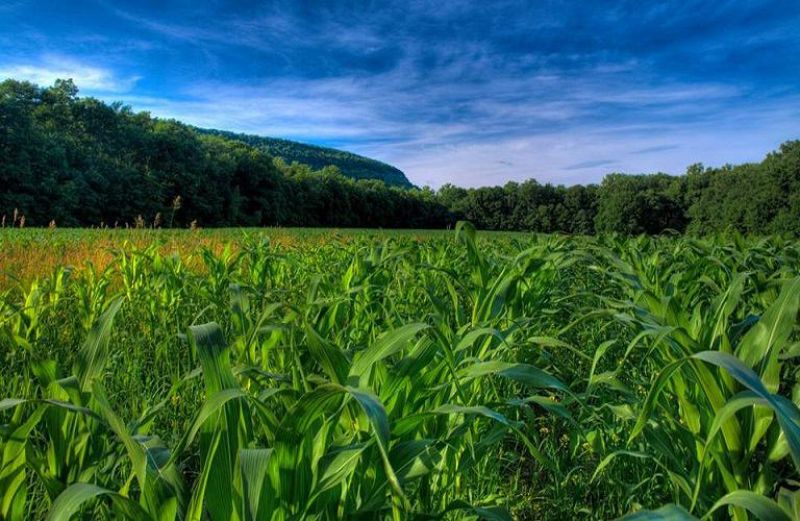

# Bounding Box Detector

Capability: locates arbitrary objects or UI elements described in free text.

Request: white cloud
[101,68,799,188]
[35,27,791,189]
[373,116,799,188]
[0,55,139,92]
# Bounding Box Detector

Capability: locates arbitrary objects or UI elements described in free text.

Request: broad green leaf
[313,443,366,498]
[349,323,429,382]
[238,448,272,521]
[629,358,688,443]
[304,322,350,384]
[693,351,800,470]
[76,296,124,391]
[458,361,566,390]
[736,277,800,392]
[46,483,148,521]
[707,490,792,521]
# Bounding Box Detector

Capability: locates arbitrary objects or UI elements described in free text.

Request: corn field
[1,224,799,520]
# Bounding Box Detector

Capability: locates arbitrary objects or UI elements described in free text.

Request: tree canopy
[0,79,446,228]
[2,79,799,235]
[197,128,412,188]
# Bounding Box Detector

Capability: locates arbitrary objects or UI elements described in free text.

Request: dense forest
[1,79,799,235]
[445,145,800,237]
[0,79,443,228]
[198,128,412,187]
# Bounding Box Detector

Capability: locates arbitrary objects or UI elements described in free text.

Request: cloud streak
[565,160,618,171]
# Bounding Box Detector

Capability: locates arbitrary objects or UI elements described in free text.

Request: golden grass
[0,227,460,289]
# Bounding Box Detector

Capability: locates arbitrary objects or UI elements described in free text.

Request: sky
[1,1,799,188]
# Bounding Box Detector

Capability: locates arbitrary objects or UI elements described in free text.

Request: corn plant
[1,225,799,520]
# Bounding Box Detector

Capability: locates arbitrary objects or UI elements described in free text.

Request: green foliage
[686,142,800,235]
[3,79,799,235]
[0,79,447,228]
[1,226,799,519]
[594,174,686,234]
[198,128,412,188]
[432,144,800,236]
[439,181,599,234]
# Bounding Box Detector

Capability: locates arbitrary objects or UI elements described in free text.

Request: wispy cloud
[108,70,799,187]
[2,1,798,187]
[565,159,618,170]
[633,144,680,155]
[0,55,139,92]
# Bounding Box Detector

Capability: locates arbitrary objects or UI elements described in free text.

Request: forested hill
[197,129,412,187]
[2,78,800,235]
[0,78,446,228]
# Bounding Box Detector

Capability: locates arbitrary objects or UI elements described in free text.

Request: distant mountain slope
[197,128,412,187]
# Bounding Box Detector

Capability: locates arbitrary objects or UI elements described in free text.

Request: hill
[0,78,448,228]
[2,78,800,235]
[197,128,412,187]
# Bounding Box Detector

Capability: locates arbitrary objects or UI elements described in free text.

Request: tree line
[1,79,799,235]
[0,79,444,229]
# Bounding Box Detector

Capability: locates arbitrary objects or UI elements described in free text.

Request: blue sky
[1,1,799,187]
